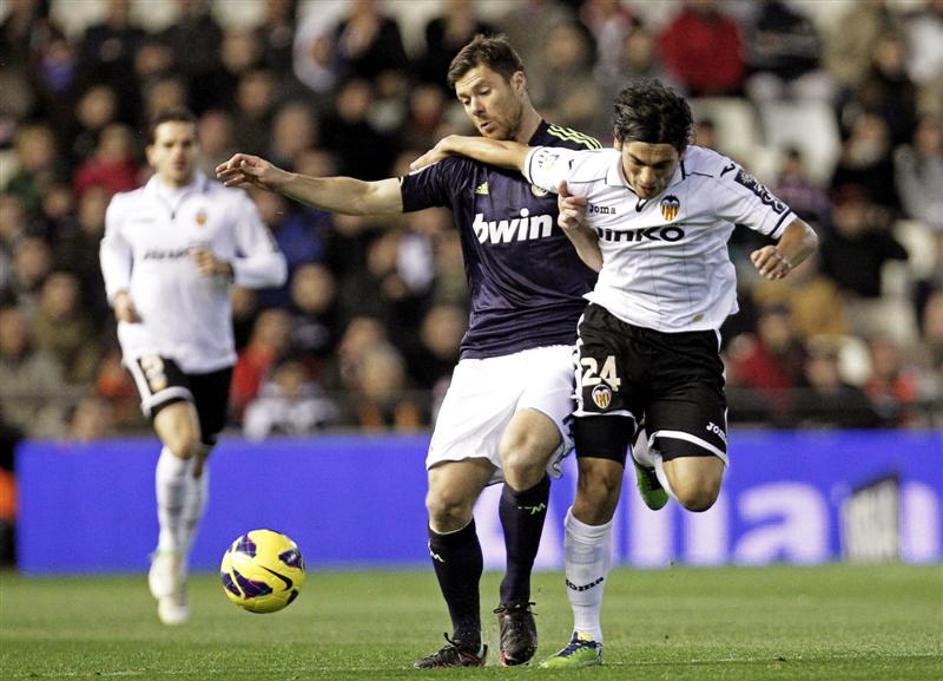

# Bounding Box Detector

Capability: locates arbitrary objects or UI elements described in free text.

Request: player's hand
[190,247,233,278]
[409,136,457,171]
[751,245,793,280]
[215,153,290,191]
[113,290,142,323]
[557,181,588,234]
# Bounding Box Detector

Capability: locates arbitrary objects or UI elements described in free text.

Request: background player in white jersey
[216,35,599,668]
[100,110,287,625]
[411,79,819,666]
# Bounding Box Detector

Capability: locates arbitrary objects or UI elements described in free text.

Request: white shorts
[427,345,576,485]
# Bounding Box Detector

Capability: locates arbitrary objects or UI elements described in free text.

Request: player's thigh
[187,366,233,447]
[500,344,576,476]
[153,400,202,459]
[573,305,645,464]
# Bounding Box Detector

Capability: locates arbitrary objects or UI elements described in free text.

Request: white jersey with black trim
[524,145,796,332]
[100,172,287,373]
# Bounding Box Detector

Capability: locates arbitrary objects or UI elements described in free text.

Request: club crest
[195,209,208,226]
[531,184,549,197]
[591,384,612,410]
[660,195,680,222]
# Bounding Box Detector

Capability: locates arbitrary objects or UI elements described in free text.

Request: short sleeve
[712,165,796,239]
[401,157,472,212]
[523,146,579,194]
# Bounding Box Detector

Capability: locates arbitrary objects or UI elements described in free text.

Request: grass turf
[1,564,940,680]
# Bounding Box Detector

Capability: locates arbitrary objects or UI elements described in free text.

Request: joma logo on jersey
[597,226,685,243]
[588,204,616,215]
[473,209,553,244]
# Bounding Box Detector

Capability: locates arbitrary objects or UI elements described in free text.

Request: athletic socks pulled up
[428,520,483,650]
[563,507,613,643]
[499,474,550,605]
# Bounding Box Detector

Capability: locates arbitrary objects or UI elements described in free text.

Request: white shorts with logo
[427,344,576,485]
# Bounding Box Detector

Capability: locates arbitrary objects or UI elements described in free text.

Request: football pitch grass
[2,564,940,680]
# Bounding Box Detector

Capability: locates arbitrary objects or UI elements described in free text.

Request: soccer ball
[220,529,306,613]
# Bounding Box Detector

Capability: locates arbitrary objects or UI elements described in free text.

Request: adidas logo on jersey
[475,181,489,195]
[473,209,553,244]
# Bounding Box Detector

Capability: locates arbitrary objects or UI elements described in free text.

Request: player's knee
[500,445,547,490]
[425,487,474,531]
[166,436,201,461]
[668,460,724,512]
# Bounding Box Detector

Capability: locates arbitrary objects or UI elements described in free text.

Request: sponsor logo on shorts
[591,384,612,409]
[706,421,727,443]
[660,195,680,221]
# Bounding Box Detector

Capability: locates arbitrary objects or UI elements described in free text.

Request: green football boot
[632,455,669,510]
[539,632,603,668]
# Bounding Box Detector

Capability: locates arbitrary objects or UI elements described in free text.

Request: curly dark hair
[447,34,524,89]
[613,80,693,153]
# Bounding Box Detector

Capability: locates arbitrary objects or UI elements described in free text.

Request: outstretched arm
[410,135,530,173]
[216,153,403,216]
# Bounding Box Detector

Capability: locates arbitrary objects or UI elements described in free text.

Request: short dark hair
[447,34,524,89]
[147,108,197,145]
[613,80,693,153]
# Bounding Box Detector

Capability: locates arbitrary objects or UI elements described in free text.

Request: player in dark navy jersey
[217,35,599,668]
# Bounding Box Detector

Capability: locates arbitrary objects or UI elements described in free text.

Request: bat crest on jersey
[591,384,612,410]
[660,195,680,221]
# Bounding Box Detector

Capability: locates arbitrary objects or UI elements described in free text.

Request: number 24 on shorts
[580,356,621,389]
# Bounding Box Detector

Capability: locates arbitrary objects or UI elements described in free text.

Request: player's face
[454,65,525,141]
[147,121,199,187]
[616,140,681,199]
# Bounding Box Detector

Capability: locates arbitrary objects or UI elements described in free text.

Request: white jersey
[100,172,287,373]
[524,145,796,332]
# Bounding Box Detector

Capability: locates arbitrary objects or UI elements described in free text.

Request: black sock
[499,474,550,605]
[428,521,482,649]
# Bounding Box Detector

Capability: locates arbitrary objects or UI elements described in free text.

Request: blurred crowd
[0,0,941,450]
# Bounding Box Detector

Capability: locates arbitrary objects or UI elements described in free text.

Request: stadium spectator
[345,341,423,431]
[904,0,943,89]
[580,0,639,88]
[894,115,943,232]
[830,113,899,211]
[320,77,395,180]
[823,0,899,90]
[160,0,223,114]
[231,307,294,422]
[853,33,918,146]
[231,68,278,157]
[819,187,908,299]
[268,100,318,170]
[405,302,465,393]
[864,335,920,427]
[7,123,62,214]
[8,235,54,314]
[72,122,139,197]
[397,83,448,154]
[99,109,287,628]
[255,0,298,75]
[727,303,806,425]
[243,355,337,440]
[743,0,833,103]
[332,0,408,84]
[497,0,573,68]
[771,148,832,228]
[414,0,496,92]
[69,84,121,168]
[94,346,143,432]
[288,262,338,366]
[794,337,883,429]
[658,0,745,96]
[30,271,100,385]
[53,185,109,322]
[67,396,114,442]
[0,305,67,439]
[195,109,237,179]
[76,0,144,118]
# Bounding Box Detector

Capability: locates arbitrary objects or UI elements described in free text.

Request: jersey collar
[145,170,209,196]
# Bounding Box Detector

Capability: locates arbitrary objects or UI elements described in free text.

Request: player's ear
[512,71,526,95]
[613,135,623,152]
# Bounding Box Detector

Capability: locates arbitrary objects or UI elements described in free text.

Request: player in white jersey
[100,110,287,625]
[411,79,819,666]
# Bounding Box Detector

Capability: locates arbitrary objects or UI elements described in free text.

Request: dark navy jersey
[401,121,600,359]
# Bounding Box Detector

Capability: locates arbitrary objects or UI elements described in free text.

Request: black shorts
[574,304,727,464]
[128,355,232,445]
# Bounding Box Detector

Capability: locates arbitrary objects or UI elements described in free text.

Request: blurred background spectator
[0,0,938,440]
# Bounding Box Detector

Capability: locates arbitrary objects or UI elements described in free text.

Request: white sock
[653,452,679,502]
[564,507,613,642]
[180,444,212,556]
[155,447,191,553]
[631,428,654,468]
